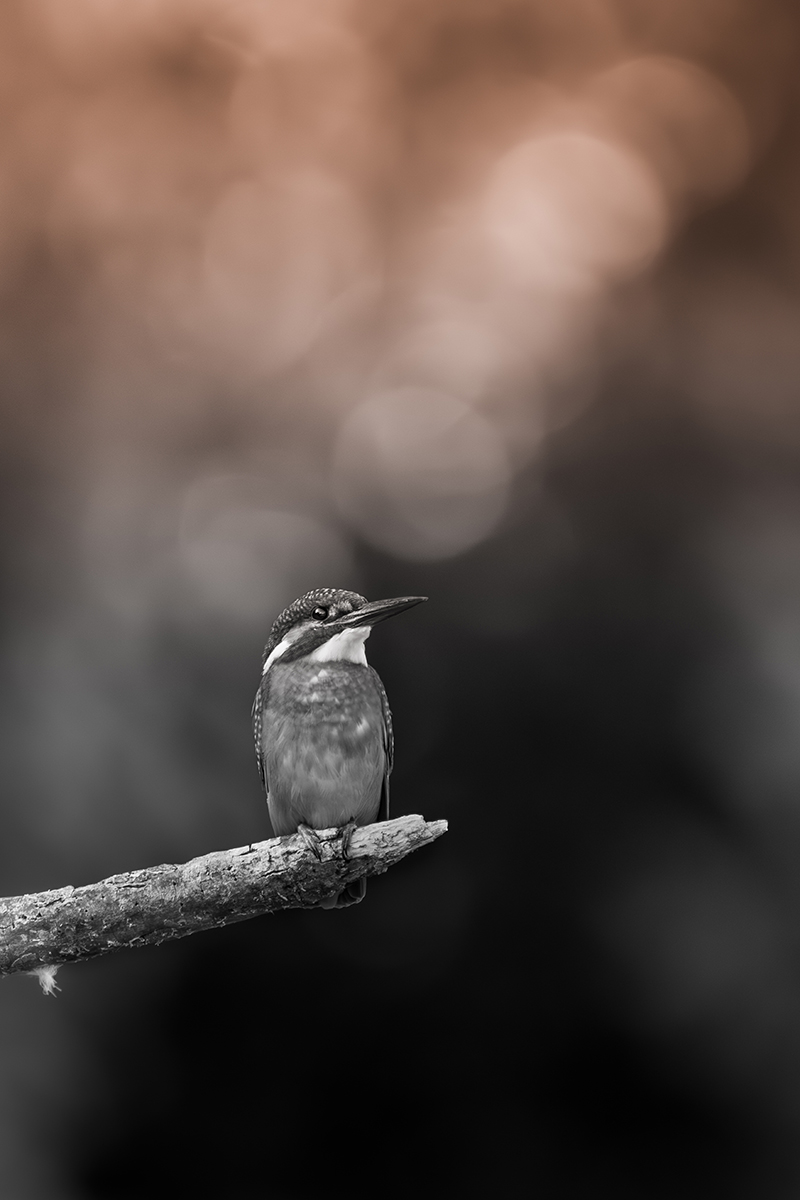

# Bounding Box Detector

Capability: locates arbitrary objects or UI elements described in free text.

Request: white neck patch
[262,625,303,673]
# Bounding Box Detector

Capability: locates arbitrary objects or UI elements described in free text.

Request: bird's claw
[297,824,324,861]
[338,819,358,860]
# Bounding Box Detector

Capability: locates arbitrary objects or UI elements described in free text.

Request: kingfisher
[252,587,427,907]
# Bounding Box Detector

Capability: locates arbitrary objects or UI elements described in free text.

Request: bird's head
[261,587,427,673]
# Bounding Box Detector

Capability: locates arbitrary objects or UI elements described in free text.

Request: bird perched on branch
[252,587,427,907]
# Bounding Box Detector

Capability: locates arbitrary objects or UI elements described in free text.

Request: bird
[252,587,427,907]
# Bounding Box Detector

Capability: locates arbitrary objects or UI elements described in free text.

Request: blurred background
[2,0,800,1195]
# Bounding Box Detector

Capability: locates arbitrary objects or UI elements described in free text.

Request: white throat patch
[263,624,371,672]
[307,626,371,664]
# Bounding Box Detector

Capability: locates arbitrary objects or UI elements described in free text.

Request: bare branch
[0,815,447,977]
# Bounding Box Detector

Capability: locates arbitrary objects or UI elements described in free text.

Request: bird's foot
[297,823,324,861]
[338,819,359,860]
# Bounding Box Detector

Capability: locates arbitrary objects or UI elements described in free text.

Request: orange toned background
[2,2,800,1196]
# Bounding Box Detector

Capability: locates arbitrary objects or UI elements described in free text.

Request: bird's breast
[265,659,381,728]
[261,660,386,833]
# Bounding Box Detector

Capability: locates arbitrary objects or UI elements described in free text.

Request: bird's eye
[311,605,328,621]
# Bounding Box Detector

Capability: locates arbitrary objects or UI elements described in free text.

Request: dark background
[2,2,800,1196]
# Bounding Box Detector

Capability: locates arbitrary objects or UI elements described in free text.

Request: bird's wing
[369,666,393,822]
[251,673,269,793]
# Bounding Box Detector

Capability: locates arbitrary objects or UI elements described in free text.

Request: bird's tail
[319,876,367,909]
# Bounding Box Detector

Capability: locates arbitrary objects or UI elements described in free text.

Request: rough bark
[0,814,447,977]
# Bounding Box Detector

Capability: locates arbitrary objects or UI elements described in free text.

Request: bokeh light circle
[332,387,511,561]
[179,476,352,621]
[483,131,669,294]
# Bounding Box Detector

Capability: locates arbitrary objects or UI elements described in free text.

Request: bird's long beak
[337,596,427,629]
